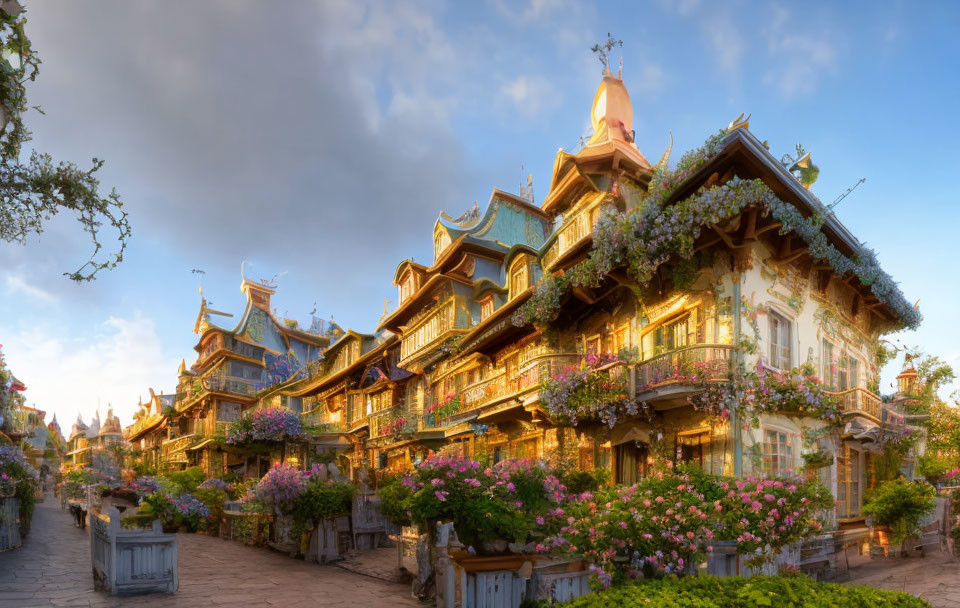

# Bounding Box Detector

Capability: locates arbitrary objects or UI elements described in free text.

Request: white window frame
[762,427,794,477]
[767,309,792,371]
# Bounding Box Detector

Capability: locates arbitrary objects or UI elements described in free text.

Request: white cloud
[4,274,59,304]
[3,313,179,428]
[500,75,559,117]
[701,17,744,77]
[762,5,837,98]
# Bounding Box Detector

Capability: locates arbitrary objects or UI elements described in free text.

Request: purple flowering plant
[226,408,306,445]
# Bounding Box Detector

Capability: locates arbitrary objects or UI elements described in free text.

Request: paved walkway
[843,549,960,607]
[0,496,421,607]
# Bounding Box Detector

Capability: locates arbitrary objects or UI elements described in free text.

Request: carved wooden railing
[460,372,508,410]
[636,344,736,390]
[400,298,456,362]
[825,387,882,420]
[542,207,600,269]
[512,353,584,393]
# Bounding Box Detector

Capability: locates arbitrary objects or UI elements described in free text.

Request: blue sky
[1,0,958,426]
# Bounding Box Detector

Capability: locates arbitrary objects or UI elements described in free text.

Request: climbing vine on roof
[513,131,921,330]
[0,3,129,282]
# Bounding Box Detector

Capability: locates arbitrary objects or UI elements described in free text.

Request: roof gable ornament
[780,144,820,189]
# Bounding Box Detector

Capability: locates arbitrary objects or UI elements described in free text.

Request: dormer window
[509,258,530,299]
[434,229,450,261]
[480,296,495,321]
[399,272,416,304]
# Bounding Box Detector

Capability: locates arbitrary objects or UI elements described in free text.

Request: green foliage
[559,468,610,495]
[160,466,206,495]
[14,475,36,535]
[194,488,228,526]
[131,462,157,477]
[377,475,413,526]
[862,479,937,545]
[120,513,157,529]
[0,4,129,281]
[290,479,355,537]
[917,453,955,480]
[555,575,930,608]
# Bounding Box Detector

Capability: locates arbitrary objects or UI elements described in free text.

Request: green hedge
[554,575,929,608]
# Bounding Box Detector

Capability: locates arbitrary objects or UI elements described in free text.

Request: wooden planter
[0,497,21,551]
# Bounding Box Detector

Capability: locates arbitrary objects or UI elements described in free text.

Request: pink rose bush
[379,455,832,588]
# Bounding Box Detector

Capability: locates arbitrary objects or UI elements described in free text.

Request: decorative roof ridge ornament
[780,144,820,189]
[653,131,673,171]
[439,201,481,229]
[727,112,751,131]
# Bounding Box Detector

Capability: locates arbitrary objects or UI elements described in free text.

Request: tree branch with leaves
[0,1,129,281]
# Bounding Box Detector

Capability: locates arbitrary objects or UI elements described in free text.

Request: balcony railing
[160,434,195,461]
[400,299,457,362]
[512,353,583,393]
[826,387,882,420]
[460,372,508,410]
[636,344,735,390]
[542,206,600,269]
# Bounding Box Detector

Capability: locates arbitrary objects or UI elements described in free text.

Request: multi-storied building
[137,64,920,525]
[147,274,336,477]
[63,409,124,472]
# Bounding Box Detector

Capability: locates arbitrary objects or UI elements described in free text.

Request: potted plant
[862,478,937,556]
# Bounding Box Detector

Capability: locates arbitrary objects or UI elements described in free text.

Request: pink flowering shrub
[710,473,833,566]
[395,455,568,548]
[550,472,715,584]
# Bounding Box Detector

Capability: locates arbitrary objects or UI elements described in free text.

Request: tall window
[837,446,861,518]
[480,296,494,321]
[768,311,792,370]
[838,355,860,391]
[821,339,835,388]
[650,314,689,356]
[762,429,792,476]
[510,263,528,297]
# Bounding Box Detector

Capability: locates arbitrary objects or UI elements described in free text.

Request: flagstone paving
[0,496,422,607]
[5,497,960,607]
[842,549,960,607]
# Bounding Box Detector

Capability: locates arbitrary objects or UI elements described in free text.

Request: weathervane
[591,33,622,75]
[191,268,206,294]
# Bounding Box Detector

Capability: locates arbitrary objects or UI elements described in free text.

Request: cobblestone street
[0,497,421,607]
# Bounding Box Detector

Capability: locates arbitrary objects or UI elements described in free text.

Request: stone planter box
[90,507,178,595]
[0,497,21,551]
[305,516,351,563]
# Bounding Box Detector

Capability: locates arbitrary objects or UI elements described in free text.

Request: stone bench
[91,507,178,595]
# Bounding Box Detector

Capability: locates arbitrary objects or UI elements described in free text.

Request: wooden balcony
[826,387,882,421]
[512,353,583,393]
[400,298,459,363]
[636,344,735,391]
[160,434,195,464]
[542,206,600,269]
[460,372,508,410]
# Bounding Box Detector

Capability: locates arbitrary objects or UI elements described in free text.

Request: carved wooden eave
[667,128,904,327]
[289,335,397,398]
